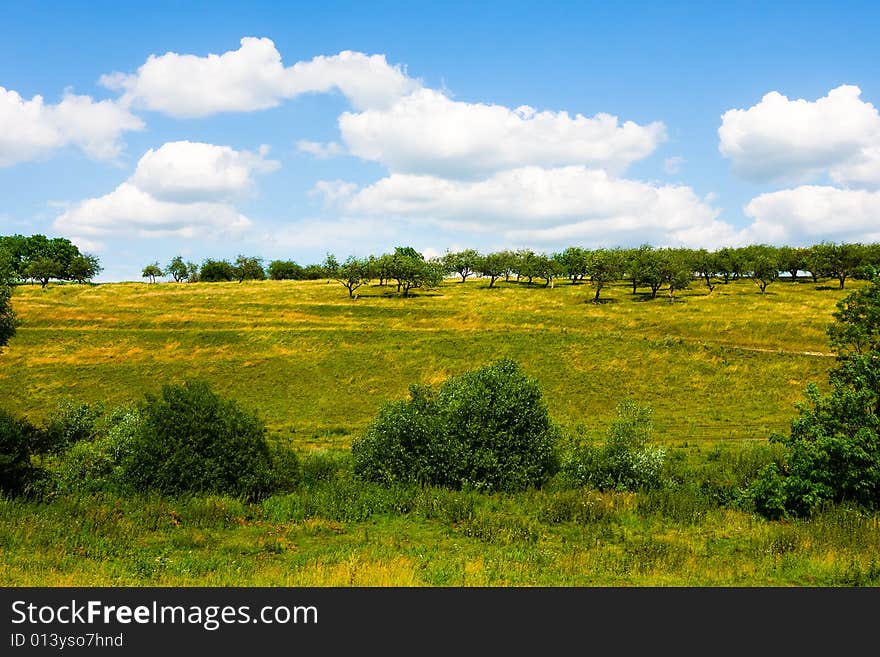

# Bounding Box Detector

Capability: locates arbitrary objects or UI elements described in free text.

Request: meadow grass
[2,479,878,586]
[3,275,877,586]
[0,276,850,447]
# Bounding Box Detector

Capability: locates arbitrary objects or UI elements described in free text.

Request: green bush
[121,381,275,501]
[562,399,666,492]
[269,443,302,494]
[37,400,104,455]
[352,358,560,492]
[749,383,880,518]
[0,409,42,496]
[750,277,880,518]
[53,406,139,495]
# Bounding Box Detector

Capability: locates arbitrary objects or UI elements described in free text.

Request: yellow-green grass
[0,276,855,448]
[2,490,878,586]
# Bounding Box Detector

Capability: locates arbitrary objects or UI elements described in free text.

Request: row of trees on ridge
[145,241,880,300]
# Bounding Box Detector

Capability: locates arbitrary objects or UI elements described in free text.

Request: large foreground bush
[352,359,560,492]
[121,380,275,500]
[750,276,880,518]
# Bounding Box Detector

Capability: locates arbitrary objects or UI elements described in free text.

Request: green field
[3,276,879,586]
[0,276,847,446]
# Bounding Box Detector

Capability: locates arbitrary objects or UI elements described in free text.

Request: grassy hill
[4,275,879,587]
[0,276,849,448]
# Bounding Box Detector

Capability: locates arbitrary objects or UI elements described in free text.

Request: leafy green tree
[68,253,102,284]
[533,253,563,287]
[512,248,540,284]
[828,278,880,357]
[442,249,481,283]
[777,246,807,281]
[744,246,779,294]
[554,247,591,285]
[714,247,743,283]
[658,248,692,301]
[388,247,443,296]
[0,248,18,284]
[336,256,371,297]
[165,255,190,282]
[585,248,623,302]
[233,255,266,282]
[366,254,394,286]
[625,245,664,297]
[750,275,880,517]
[0,249,15,351]
[322,253,340,278]
[300,263,326,280]
[141,262,163,284]
[475,252,509,288]
[185,261,200,282]
[26,257,64,288]
[807,242,865,288]
[497,249,518,282]
[0,235,30,280]
[199,259,235,282]
[267,259,304,280]
[691,248,718,292]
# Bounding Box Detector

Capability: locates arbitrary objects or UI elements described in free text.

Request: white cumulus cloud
[53,141,275,244]
[130,140,278,202]
[101,37,419,118]
[338,88,666,178]
[53,182,251,240]
[743,185,880,244]
[0,86,143,166]
[315,166,734,249]
[719,84,880,186]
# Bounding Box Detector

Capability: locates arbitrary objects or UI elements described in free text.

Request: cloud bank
[0,86,143,166]
[54,141,276,246]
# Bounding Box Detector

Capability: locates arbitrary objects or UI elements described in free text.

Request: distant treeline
[144,241,880,300]
[4,234,879,297]
[0,234,102,288]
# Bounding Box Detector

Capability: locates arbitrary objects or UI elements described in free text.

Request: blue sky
[2,0,879,281]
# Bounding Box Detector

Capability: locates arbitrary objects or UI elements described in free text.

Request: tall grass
[3,459,879,586]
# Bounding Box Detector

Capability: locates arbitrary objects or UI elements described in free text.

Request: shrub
[352,358,560,492]
[749,383,880,518]
[37,400,104,455]
[0,409,43,496]
[269,443,301,494]
[121,381,274,500]
[54,406,141,495]
[562,399,666,492]
[749,276,880,518]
